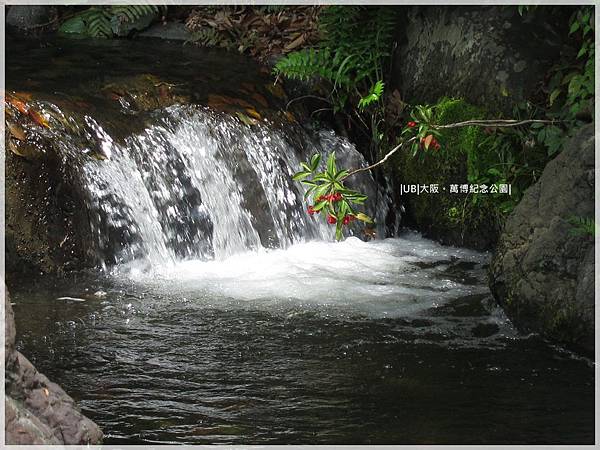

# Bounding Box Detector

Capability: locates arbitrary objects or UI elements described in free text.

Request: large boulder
[393,5,570,112]
[6,6,55,35]
[489,125,595,353]
[4,289,103,444]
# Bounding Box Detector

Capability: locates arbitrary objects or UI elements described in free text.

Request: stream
[6,37,595,445]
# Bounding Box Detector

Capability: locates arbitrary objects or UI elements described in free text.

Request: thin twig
[434,119,560,129]
[342,118,563,179]
[310,107,333,117]
[343,136,417,179]
[286,95,332,110]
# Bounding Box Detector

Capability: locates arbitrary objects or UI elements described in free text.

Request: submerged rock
[489,124,594,353]
[4,289,103,444]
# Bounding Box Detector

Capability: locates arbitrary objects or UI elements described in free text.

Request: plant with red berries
[293,152,373,241]
[402,104,443,158]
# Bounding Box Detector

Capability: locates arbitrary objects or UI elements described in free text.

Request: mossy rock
[395,98,501,250]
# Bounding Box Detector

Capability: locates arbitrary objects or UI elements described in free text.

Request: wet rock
[471,322,500,338]
[393,6,569,112]
[137,22,193,41]
[489,124,594,353]
[5,134,93,280]
[6,6,54,35]
[4,290,103,444]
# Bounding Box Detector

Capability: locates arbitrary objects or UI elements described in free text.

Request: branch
[343,136,417,179]
[343,118,562,179]
[286,95,332,110]
[434,118,561,129]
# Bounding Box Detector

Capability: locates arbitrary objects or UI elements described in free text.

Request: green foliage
[60,7,112,38]
[293,153,372,241]
[396,99,494,244]
[396,98,547,245]
[402,105,443,157]
[59,5,163,38]
[274,6,396,112]
[274,48,346,85]
[358,80,385,111]
[567,216,595,237]
[535,5,594,156]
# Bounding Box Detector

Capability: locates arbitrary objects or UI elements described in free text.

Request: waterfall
[45,104,392,268]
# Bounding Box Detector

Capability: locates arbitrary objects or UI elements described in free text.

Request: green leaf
[335,224,343,241]
[326,152,337,176]
[358,80,384,110]
[335,169,349,180]
[569,20,580,35]
[549,88,562,106]
[236,111,258,126]
[59,16,88,35]
[334,53,356,89]
[313,174,331,182]
[313,183,331,200]
[310,154,321,171]
[356,213,373,223]
[292,171,310,181]
[313,200,328,211]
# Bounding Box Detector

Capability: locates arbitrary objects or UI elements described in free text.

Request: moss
[501,284,589,347]
[543,300,589,344]
[395,97,501,249]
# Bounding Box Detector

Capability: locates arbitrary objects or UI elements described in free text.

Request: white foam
[120,233,489,318]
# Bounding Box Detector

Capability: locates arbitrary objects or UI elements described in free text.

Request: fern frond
[81,7,112,38]
[358,80,384,110]
[274,48,335,83]
[110,5,161,24]
[186,27,222,47]
[567,215,595,236]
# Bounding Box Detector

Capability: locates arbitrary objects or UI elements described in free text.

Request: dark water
[9,236,595,445]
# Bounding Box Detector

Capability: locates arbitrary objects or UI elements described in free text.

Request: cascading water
[52,105,391,269]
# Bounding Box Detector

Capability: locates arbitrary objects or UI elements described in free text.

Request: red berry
[342,215,351,225]
[307,205,316,215]
[407,121,417,128]
[327,215,337,224]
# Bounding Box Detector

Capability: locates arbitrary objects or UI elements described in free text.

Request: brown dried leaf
[6,120,26,141]
[28,109,50,129]
[285,33,306,51]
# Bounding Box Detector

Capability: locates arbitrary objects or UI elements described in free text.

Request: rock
[393,6,569,112]
[489,124,595,353]
[6,6,54,35]
[4,289,103,444]
[137,22,193,41]
[5,138,93,281]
